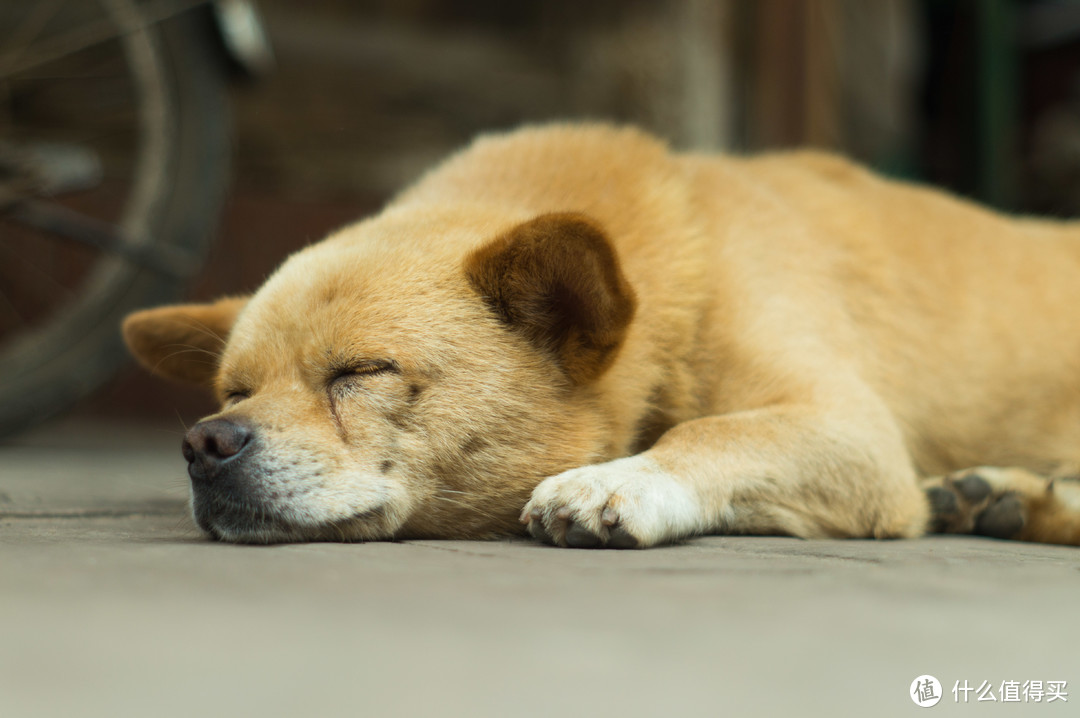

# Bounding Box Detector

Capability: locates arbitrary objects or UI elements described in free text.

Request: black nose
[182,419,253,481]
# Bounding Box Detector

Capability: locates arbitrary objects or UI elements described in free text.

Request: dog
[122,123,1080,547]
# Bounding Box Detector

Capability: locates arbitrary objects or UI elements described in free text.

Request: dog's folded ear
[122,296,249,386]
[465,212,637,384]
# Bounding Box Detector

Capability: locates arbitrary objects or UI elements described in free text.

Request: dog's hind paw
[520,454,704,549]
[922,467,1080,545]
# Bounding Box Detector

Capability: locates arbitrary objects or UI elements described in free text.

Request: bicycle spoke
[6,198,195,276]
[13,69,130,82]
[0,0,206,80]
[6,198,132,255]
[0,0,65,77]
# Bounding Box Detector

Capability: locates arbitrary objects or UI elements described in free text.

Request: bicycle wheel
[0,1,229,437]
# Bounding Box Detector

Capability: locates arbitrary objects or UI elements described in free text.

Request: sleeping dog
[123,124,1080,547]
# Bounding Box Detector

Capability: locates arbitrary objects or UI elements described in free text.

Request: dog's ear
[122,296,248,386]
[465,212,636,384]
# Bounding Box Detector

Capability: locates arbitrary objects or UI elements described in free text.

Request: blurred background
[5,0,1080,433]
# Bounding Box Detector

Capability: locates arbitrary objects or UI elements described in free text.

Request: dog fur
[123,124,1080,547]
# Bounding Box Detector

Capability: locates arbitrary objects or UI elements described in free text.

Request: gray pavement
[1,420,1077,718]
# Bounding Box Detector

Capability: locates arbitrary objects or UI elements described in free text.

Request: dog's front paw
[520,455,703,549]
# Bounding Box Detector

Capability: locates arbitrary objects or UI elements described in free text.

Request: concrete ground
[1,421,1077,718]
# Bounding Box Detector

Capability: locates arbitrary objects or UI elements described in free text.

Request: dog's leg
[922,467,1080,545]
[521,402,929,548]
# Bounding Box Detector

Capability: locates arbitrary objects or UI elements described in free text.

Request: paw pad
[606,526,639,549]
[925,470,1026,540]
[974,493,1025,539]
[565,523,602,548]
[953,474,992,503]
[926,485,959,526]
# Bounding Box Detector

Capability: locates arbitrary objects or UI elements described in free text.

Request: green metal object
[978,0,1018,209]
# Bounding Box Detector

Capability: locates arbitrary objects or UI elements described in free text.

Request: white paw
[520,454,705,548]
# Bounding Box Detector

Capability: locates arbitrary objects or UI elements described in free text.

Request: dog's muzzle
[182,418,274,539]
[180,418,386,543]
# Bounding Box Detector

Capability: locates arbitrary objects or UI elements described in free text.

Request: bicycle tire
[0,6,229,438]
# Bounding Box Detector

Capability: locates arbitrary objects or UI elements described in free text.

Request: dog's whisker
[174,409,190,434]
[177,317,229,347]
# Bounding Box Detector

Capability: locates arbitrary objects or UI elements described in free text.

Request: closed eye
[224,389,250,404]
[330,360,398,384]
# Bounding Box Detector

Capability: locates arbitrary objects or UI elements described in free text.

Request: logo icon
[911,675,943,707]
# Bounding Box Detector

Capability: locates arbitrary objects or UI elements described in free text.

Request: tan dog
[123,124,1080,547]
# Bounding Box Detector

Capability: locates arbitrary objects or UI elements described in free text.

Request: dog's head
[123,211,636,543]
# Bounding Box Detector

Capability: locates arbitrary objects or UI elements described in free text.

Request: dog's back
[400,124,1080,476]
